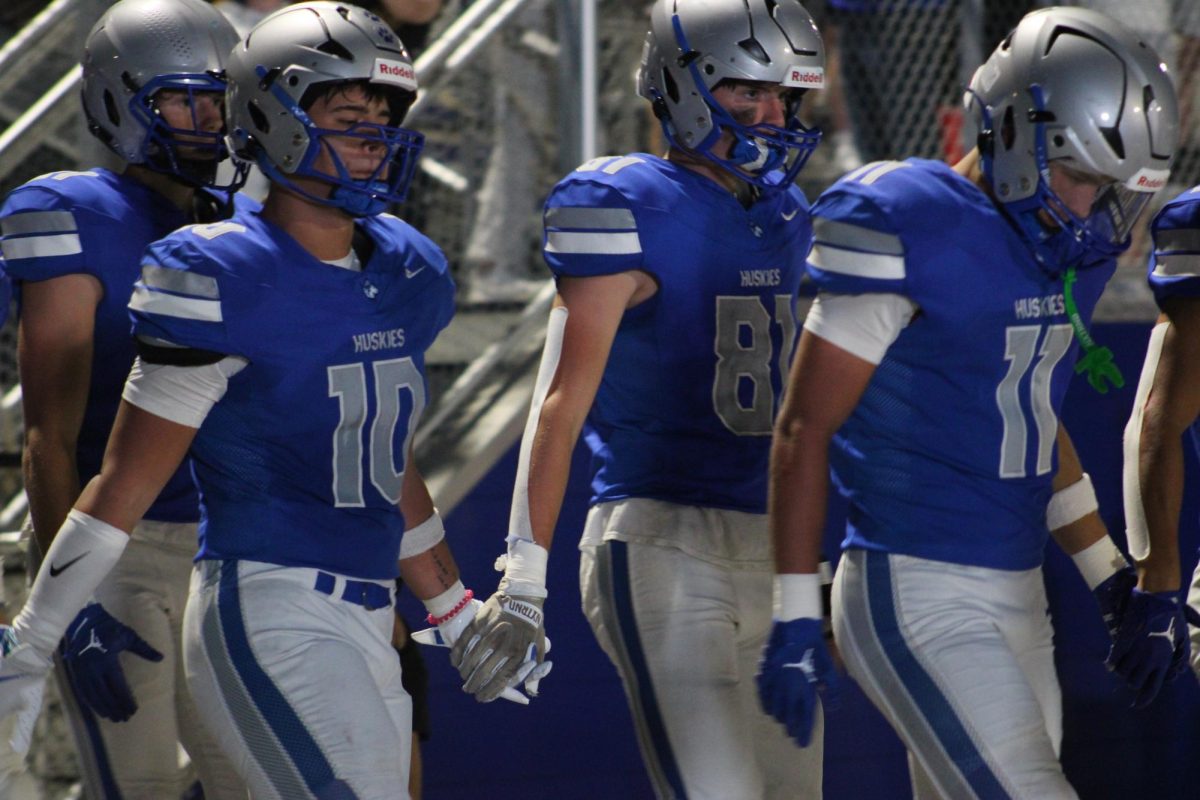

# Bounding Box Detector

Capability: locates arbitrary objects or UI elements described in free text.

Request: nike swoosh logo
[781,207,800,221]
[405,265,425,278]
[48,551,90,577]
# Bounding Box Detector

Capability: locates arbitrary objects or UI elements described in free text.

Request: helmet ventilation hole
[103,90,121,126]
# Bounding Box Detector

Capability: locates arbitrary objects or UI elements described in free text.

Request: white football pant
[184,559,409,800]
[52,520,246,800]
[580,498,823,800]
[833,549,1077,800]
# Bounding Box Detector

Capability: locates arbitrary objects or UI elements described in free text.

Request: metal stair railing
[414,282,554,514]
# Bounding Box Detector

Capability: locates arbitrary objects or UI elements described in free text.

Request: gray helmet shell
[636,0,825,150]
[967,6,1178,202]
[81,0,240,163]
[225,1,417,175]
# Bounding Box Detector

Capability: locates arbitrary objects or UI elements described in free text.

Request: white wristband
[423,580,467,621]
[15,509,129,658]
[774,573,823,621]
[399,511,445,559]
[1047,473,1099,531]
[497,538,549,599]
[1071,537,1130,591]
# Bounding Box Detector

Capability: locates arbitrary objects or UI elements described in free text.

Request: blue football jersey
[1146,187,1200,465]
[542,154,810,513]
[809,159,1114,570]
[0,168,223,523]
[130,209,454,579]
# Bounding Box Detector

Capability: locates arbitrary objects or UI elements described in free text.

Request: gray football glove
[450,589,548,703]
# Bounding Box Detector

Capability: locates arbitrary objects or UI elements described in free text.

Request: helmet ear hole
[247,100,270,135]
[103,90,121,127]
[1000,105,1016,150]
[662,67,680,104]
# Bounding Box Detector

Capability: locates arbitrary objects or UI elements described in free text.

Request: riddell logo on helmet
[373,58,417,90]
[1128,168,1169,192]
[784,66,825,89]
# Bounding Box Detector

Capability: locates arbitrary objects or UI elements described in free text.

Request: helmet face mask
[226,2,425,216]
[636,0,826,191]
[82,0,245,190]
[966,7,1179,270]
[132,76,240,188]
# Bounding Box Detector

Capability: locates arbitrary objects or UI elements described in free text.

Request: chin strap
[1063,265,1124,394]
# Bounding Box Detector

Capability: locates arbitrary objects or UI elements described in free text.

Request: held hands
[0,626,53,752]
[757,618,840,747]
[60,604,163,722]
[1093,567,1196,707]
[451,539,552,703]
[451,589,550,703]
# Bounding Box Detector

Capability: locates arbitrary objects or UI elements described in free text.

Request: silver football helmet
[636,0,826,190]
[225,1,424,216]
[81,0,244,189]
[966,6,1179,267]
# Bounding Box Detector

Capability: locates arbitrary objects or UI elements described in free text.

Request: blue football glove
[60,604,163,722]
[756,618,839,747]
[1093,567,1193,708]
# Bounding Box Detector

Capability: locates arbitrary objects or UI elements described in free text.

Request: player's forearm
[769,419,832,575]
[1135,427,1185,591]
[22,431,82,559]
[523,396,584,552]
[398,540,461,602]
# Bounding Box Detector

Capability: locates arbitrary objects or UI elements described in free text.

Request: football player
[0,3,480,797]
[759,7,1186,799]
[450,0,830,796]
[0,0,249,796]
[1123,185,1200,682]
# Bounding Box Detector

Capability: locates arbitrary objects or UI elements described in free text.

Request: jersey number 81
[713,294,797,436]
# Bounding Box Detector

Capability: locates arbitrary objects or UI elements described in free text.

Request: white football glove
[0,627,52,753]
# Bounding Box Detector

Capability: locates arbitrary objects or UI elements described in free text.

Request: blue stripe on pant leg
[605,540,688,799]
[864,551,1010,800]
[214,561,357,800]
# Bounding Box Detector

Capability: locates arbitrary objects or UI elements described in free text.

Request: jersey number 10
[327,357,426,506]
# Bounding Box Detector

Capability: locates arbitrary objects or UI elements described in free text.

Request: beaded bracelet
[426,589,474,626]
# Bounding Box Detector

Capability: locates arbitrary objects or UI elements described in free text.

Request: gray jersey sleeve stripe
[1152,253,1200,278]
[1,233,82,259]
[814,218,904,256]
[545,206,637,231]
[140,264,221,299]
[1154,228,1200,253]
[0,210,78,236]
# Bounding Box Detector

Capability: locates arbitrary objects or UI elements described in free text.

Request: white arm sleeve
[803,292,918,365]
[14,511,129,658]
[1123,320,1170,560]
[122,355,249,428]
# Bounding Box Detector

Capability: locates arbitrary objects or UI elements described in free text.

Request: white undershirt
[122,249,361,426]
[803,292,918,365]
